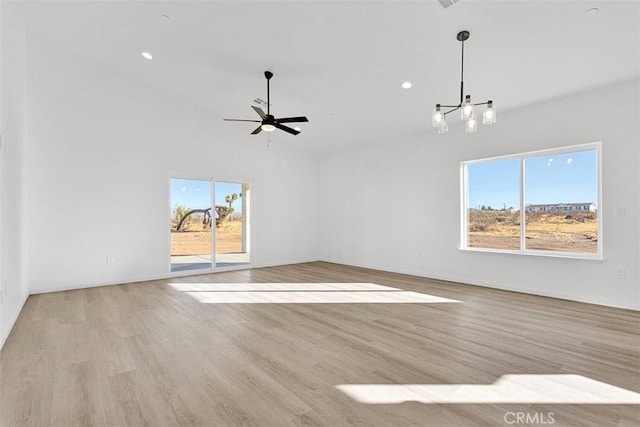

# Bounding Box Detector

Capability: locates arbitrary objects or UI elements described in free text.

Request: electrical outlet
[616,269,626,280]
[615,206,626,216]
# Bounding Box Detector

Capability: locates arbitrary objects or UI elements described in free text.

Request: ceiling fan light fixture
[261,124,276,132]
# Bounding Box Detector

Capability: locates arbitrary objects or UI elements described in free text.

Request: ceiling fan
[224,71,309,136]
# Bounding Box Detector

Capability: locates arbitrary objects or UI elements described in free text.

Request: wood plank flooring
[1,262,639,426]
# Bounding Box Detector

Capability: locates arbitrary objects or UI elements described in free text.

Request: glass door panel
[170,178,213,272]
[215,182,250,268]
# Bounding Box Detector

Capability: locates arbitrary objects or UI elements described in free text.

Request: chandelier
[432,30,495,134]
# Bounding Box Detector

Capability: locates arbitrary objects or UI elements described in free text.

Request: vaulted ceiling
[23,1,640,153]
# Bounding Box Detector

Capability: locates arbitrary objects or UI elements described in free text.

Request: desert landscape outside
[467,209,598,253]
[170,220,243,256]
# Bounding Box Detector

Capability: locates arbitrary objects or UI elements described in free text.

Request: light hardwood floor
[1,262,639,426]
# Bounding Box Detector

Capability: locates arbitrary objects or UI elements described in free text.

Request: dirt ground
[171,220,242,256]
[468,235,521,251]
[468,211,598,253]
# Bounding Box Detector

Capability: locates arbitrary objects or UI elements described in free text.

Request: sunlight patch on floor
[336,374,640,404]
[170,282,400,292]
[168,283,461,304]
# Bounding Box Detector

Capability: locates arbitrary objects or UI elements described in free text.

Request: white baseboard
[30,272,172,295]
[319,257,640,312]
[30,257,321,295]
[252,257,319,269]
[0,291,29,351]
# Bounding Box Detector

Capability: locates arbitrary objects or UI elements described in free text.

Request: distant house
[525,203,596,213]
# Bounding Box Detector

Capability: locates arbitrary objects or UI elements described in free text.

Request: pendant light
[433,31,495,133]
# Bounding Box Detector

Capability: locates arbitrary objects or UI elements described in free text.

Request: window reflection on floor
[168,282,462,304]
[336,374,640,404]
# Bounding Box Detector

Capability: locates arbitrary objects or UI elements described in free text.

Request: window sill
[459,246,604,261]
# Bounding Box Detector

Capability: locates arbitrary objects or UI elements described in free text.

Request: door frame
[167,174,254,277]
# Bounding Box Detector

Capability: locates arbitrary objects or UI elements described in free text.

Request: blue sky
[467,149,597,209]
[170,179,243,209]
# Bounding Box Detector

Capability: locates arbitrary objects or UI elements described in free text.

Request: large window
[462,142,601,258]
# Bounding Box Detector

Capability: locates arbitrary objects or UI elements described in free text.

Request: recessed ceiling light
[585,8,599,16]
[160,14,171,21]
[294,127,301,131]
[402,81,412,89]
[142,52,153,60]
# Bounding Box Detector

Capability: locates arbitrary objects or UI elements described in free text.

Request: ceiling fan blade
[276,116,309,124]
[224,119,261,122]
[251,126,263,135]
[274,123,300,135]
[252,106,267,119]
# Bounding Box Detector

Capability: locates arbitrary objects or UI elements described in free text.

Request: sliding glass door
[169,177,251,273]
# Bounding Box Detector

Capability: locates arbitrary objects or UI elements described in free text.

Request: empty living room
[1,1,639,426]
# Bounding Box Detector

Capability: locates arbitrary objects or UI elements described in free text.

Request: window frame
[460,142,603,260]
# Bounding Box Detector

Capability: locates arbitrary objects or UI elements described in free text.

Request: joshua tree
[215,193,241,226]
[175,207,212,231]
[174,204,189,225]
[225,193,238,212]
[173,193,241,231]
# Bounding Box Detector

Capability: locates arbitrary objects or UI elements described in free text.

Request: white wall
[25,41,319,293]
[319,79,640,310]
[0,1,30,348]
